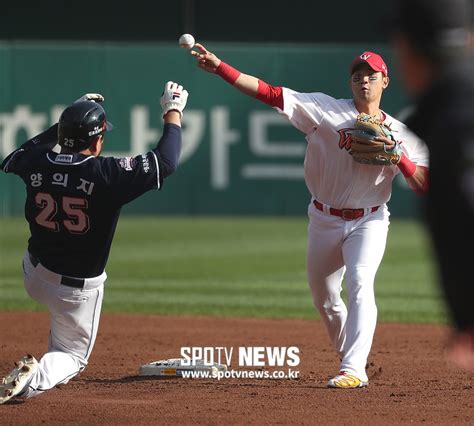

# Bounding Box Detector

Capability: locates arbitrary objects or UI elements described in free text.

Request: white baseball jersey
[276,89,429,209]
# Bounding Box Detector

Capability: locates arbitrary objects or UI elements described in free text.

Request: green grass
[0,216,446,323]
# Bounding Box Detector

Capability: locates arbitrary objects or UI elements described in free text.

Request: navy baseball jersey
[1,123,181,278]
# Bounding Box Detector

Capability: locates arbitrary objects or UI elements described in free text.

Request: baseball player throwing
[0,82,188,403]
[191,44,429,388]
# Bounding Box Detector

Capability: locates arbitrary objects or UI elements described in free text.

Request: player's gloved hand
[160,81,189,118]
[74,93,105,103]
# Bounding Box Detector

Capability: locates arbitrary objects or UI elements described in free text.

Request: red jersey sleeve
[256,80,284,109]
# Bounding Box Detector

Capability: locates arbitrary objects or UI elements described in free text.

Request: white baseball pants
[20,251,105,399]
[307,202,390,382]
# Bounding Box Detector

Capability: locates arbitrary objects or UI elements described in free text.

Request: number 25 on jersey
[35,193,90,234]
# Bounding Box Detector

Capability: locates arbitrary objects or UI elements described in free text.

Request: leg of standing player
[340,208,389,378]
[18,252,105,398]
[307,203,389,382]
[306,204,347,357]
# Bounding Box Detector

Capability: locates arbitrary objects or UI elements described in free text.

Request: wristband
[398,154,417,178]
[216,62,241,85]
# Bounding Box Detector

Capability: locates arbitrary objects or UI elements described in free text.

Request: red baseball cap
[350,51,388,77]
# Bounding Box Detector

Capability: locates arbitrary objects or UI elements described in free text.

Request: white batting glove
[74,93,105,103]
[160,81,188,118]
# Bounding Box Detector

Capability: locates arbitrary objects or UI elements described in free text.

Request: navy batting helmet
[58,101,113,152]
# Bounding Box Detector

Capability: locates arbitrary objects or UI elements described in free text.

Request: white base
[138,358,228,377]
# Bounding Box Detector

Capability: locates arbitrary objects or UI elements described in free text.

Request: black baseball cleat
[0,354,38,404]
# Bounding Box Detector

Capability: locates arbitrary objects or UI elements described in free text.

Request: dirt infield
[1,312,473,424]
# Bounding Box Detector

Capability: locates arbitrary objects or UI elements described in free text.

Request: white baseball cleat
[0,354,38,404]
[327,371,368,389]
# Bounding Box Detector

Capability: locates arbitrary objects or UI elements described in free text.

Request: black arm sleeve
[1,124,59,172]
[20,123,59,151]
[151,123,181,178]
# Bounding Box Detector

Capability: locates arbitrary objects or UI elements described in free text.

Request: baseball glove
[349,113,402,166]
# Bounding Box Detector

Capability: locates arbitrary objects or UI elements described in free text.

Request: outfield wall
[0,42,422,217]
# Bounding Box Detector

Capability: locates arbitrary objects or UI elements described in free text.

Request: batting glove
[160,81,188,118]
[74,93,105,103]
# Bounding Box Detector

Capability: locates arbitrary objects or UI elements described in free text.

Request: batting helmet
[58,101,113,152]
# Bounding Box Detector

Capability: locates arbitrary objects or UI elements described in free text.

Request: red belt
[313,200,379,221]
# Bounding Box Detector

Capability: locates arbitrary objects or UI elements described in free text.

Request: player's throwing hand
[190,43,221,73]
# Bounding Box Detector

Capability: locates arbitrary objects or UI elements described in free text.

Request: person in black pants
[390,0,474,370]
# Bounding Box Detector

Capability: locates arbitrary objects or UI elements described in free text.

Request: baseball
[179,33,195,50]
